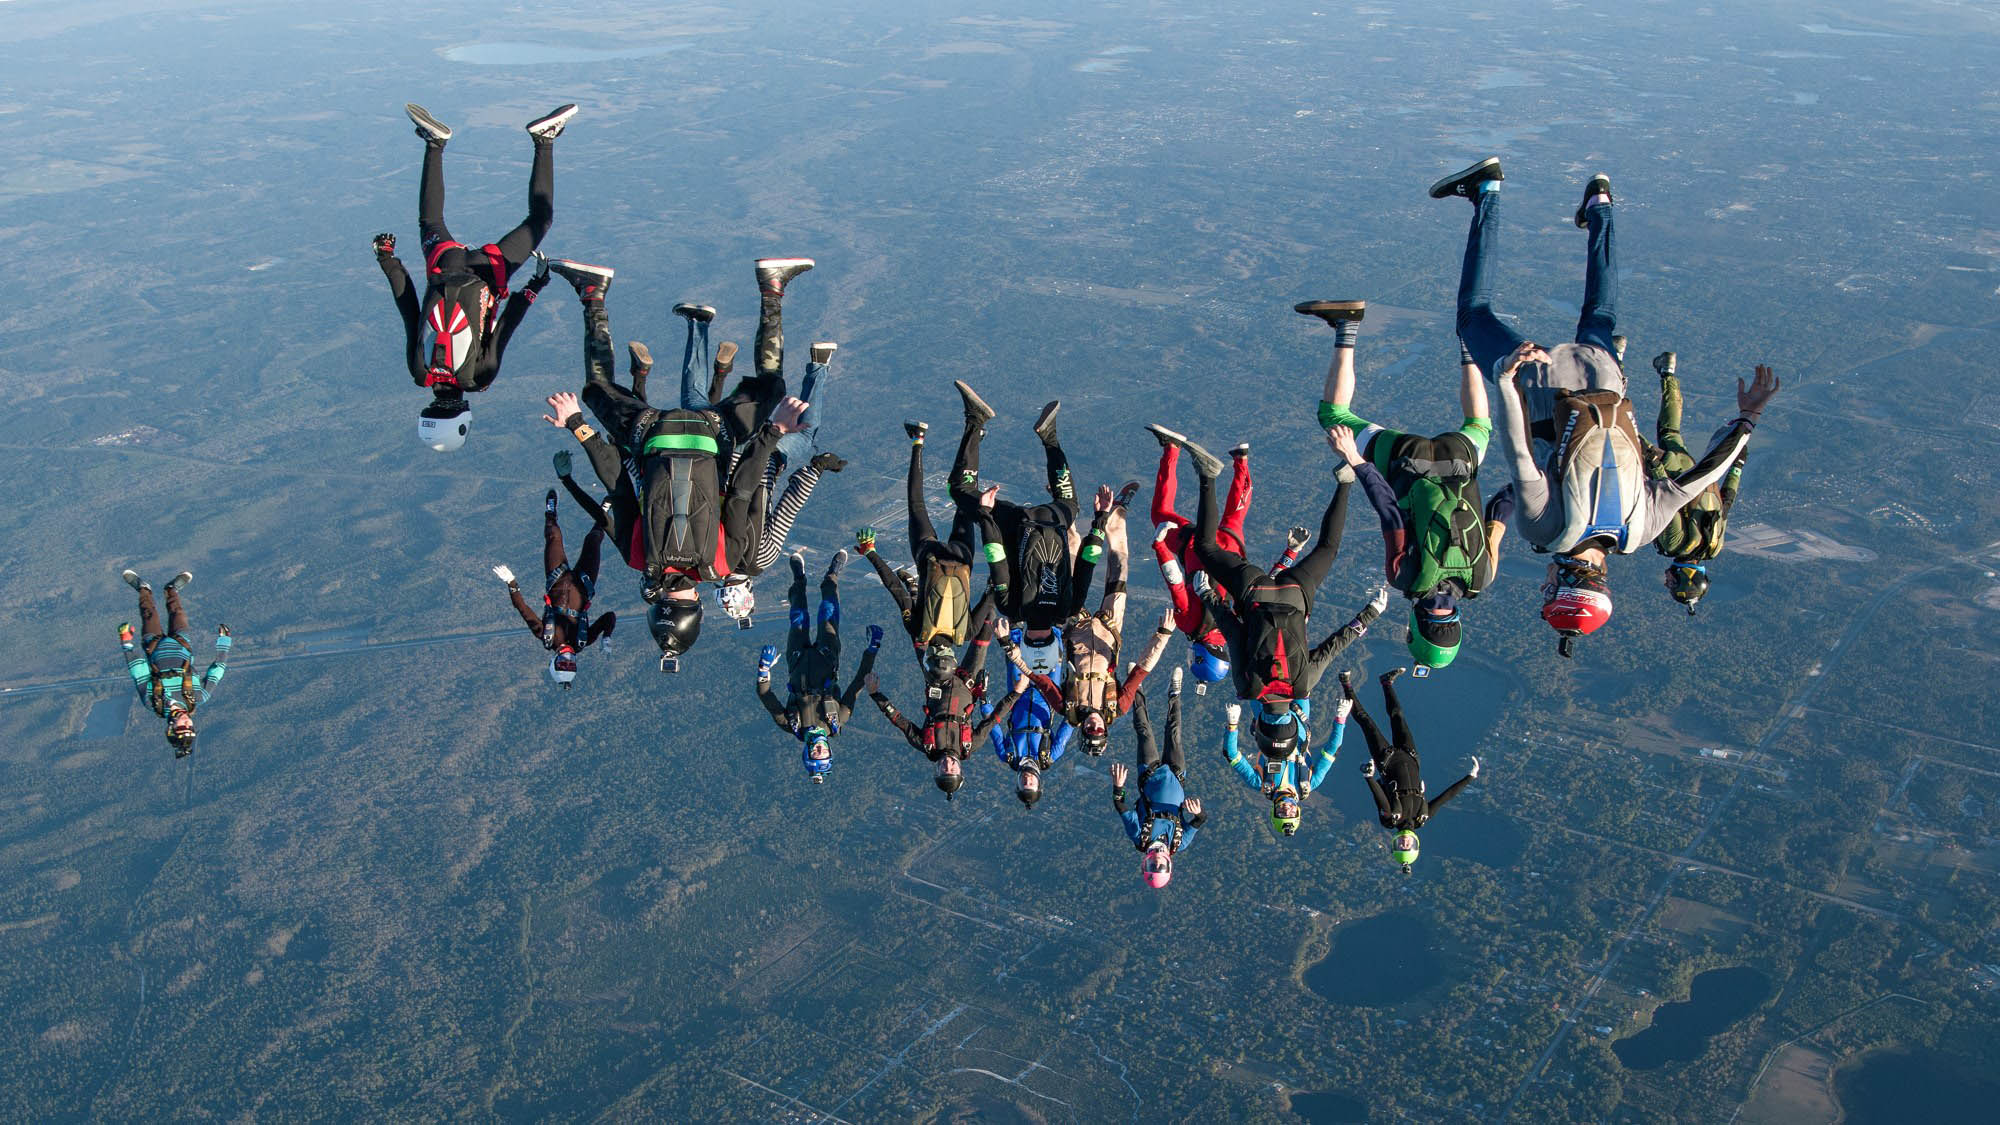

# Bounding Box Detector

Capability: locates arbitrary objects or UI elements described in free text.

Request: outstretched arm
[859,535,916,628]
[199,627,232,693]
[376,242,427,384]
[119,624,150,699]
[1306,709,1348,790]
[756,676,791,730]
[1427,769,1477,816]
[1115,612,1177,715]
[973,683,1026,743]
[476,279,545,390]
[1221,713,1262,791]
[1490,344,1551,516]
[839,643,881,711]
[869,688,924,750]
[1306,586,1388,690]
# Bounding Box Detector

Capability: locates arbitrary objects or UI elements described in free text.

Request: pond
[1835,1048,2000,1123]
[1289,1089,1368,1123]
[1305,912,1439,1007]
[443,41,691,66]
[1612,965,1770,1070]
[80,696,129,739]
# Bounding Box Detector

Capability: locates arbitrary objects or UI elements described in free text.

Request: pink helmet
[1141,845,1173,889]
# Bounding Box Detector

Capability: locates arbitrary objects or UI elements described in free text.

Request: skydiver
[1149,431,1311,694]
[868,622,1024,800]
[1220,681,1352,838]
[1307,299,1513,671]
[117,570,228,758]
[372,102,576,451]
[753,550,880,783]
[1643,351,1752,614]
[1347,669,1480,873]
[490,490,615,688]
[1430,156,1780,656]
[855,417,1004,681]
[1112,672,1206,889]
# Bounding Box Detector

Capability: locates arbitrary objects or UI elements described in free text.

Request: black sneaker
[673,302,716,324]
[1293,299,1367,326]
[1380,666,1406,686]
[1610,335,1628,363]
[1339,669,1356,697]
[904,421,928,443]
[1031,401,1061,446]
[545,489,559,516]
[405,103,452,145]
[628,341,653,378]
[954,380,996,425]
[1146,423,1187,449]
[166,571,194,592]
[754,257,814,296]
[1229,442,1250,458]
[1574,173,1612,228]
[825,549,848,582]
[1653,351,1677,378]
[1178,437,1225,480]
[526,104,578,142]
[809,452,848,473]
[1113,480,1140,510]
[121,569,146,592]
[548,259,615,302]
[809,342,838,365]
[1429,157,1503,200]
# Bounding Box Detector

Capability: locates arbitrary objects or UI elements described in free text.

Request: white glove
[1368,584,1390,615]
[1469,755,1482,779]
[1225,703,1241,726]
[492,565,517,586]
[1333,697,1354,722]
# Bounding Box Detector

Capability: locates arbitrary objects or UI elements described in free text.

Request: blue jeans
[676,316,711,412]
[1456,189,1619,375]
[776,358,833,466]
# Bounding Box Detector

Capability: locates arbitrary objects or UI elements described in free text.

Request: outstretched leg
[1219,447,1253,552]
[1274,480,1351,612]
[786,554,812,681]
[493,138,557,272]
[907,439,939,548]
[1131,693,1161,770]
[418,140,453,253]
[1347,690,1392,768]
[1455,187,1529,377]
[1191,468,1262,605]
[679,313,712,413]
[544,501,570,589]
[948,411,986,509]
[1163,687,1186,777]
[1380,675,1413,749]
[1574,188,1618,355]
[137,585,164,647]
[1150,443,1185,529]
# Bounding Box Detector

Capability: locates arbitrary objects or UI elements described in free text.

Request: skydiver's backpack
[1014,516,1072,621]
[1243,575,1310,700]
[917,555,973,644]
[1393,467,1489,598]
[638,409,727,580]
[1550,389,1647,552]
[419,271,495,386]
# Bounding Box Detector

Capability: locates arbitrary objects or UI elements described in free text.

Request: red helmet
[1542,587,1612,635]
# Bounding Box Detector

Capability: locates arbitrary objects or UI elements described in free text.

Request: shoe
[954,380,996,425]
[526,104,578,142]
[809,341,837,365]
[1653,351,1677,378]
[1146,423,1186,449]
[1293,299,1367,326]
[628,341,653,378]
[1380,666,1406,686]
[1338,669,1356,696]
[548,259,615,302]
[826,549,848,581]
[809,452,848,472]
[789,550,808,578]
[121,569,146,592]
[1113,480,1140,509]
[714,341,738,379]
[405,103,452,145]
[904,420,929,443]
[1609,335,1627,364]
[1170,666,1183,696]
[672,303,716,324]
[1429,157,1503,200]
[754,257,814,296]
[1031,401,1061,446]
[1179,437,1225,480]
[166,571,194,592]
[1229,442,1250,458]
[1574,173,1612,228]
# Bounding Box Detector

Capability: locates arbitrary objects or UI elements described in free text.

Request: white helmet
[547,651,578,687]
[716,579,756,624]
[418,400,471,452]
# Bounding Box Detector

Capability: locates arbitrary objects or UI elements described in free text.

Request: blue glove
[757,644,778,676]
[866,624,884,649]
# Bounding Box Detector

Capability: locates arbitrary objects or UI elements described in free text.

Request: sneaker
[167,571,194,591]
[1031,401,1061,446]
[714,341,738,378]
[1429,156,1503,200]
[903,420,929,443]
[1293,299,1367,326]
[1652,351,1677,378]
[754,257,814,296]
[954,380,996,425]
[1178,437,1225,480]
[545,489,559,516]
[809,452,848,473]
[672,303,716,324]
[1146,422,1187,449]
[1610,335,1627,363]
[1113,480,1140,510]
[789,550,808,578]
[548,259,615,302]
[405,103,452,145]
[1229,442,1250,458]
[120,569,146,592]
[1338,669,1356,696]
[1380,666,1406,686]
[809,341,838,365]
[628,341,653,378]
[825,549,848,581]
[1170,666,1184,696]
[1574,173,1612,228]
[525,104,579,142]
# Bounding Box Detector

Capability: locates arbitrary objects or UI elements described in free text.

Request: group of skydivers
[115,107,1782,890]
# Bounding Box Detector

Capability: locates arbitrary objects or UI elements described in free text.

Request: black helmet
[922,639,957,683]
[167,727,197,757]
[1252,709,1299,759]
[1665,562,1709,614]
[647,600,703,661]
[935,772,964,796]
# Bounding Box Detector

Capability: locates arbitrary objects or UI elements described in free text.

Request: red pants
[1152,444,1249,638]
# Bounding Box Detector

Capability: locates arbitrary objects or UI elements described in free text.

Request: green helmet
[1392,830,1420,871]
[1407,606,1461,670]
[1270,796,1302,837]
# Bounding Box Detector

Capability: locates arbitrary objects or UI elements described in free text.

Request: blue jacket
[124,631,230,716]
[991,658,1074,765]
[1223,700,1346,797]
[1120,766,1199,852]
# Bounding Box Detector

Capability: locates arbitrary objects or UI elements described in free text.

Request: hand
[979,484,1000,510]
[865,673,880,693]
[552,449,573,479]
[530,249,550,283]
[1182,797,1202,819]
[1368,584,1390,615]
[216,623,231,637]
[1110,762,1130,787]
[543,391,583,429]
[1362,759,1377,778]
[866,624,884,648]
[1499,341,1550,377]
[1334,697,1354,722]
[993,614,1012,634]
[1286,525,1310,552]
[492,565,518,588]
[1225,703,1241,726]
[371,232,396,256]
[771,396,809,433]
[1094,483,1115,514]
[1160,605,1177,631]
[118,623,136,645]
[757,643,778,673]
[855,527,876,554]
[1326,425,1363,466]
[1469,755,1482,779]
[1261,780,1276,799]
[1737,364,1781,418]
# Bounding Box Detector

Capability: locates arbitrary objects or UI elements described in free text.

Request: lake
[1835,1048,2000,1123]
[1289,1090,1368,1123]
[443,42,691,66]
[79,696,128,740]
[1612,965,1770,1070]
[1305,912,1440,1007]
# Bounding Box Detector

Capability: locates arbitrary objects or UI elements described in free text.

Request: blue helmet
[1189,641,1230,683]
[802,729,832,783]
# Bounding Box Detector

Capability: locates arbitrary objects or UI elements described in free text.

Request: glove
[855,527,876,554]
[371,232,396,256]
[1286,525,1310,551]
[118,622,135,644]
[1368,585,1391,615]
[1333,697,1354,722]
[554,449,573,478]
[757,644,779,677]
[1362,759,1377,778]
[971,670,989,701]
[492,565,517,587]
[1224,703,1241,727]
[1469,755,1482,779]
[866,624,884,649]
